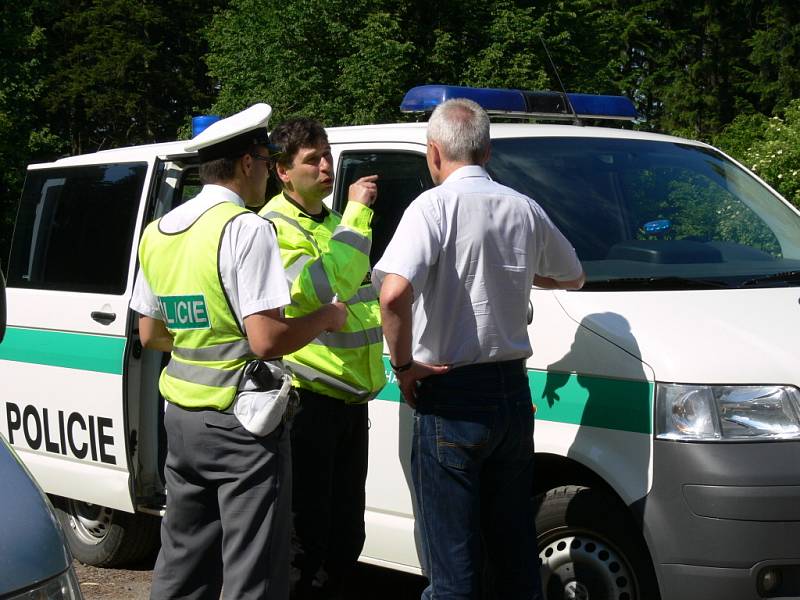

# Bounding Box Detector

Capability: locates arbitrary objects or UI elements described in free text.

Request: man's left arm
[379,278,448,409]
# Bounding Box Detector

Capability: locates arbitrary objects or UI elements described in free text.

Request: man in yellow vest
[259,118,386,599]
[130,104,346,600]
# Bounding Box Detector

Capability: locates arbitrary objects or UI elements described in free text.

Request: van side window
[8,163,147,294]
[334,151,432,265]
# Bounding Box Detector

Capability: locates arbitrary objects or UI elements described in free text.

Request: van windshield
[488,137,800,290]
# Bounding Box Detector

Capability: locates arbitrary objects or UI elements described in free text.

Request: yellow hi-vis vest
[259,193,386,403]
[138,201,255,410]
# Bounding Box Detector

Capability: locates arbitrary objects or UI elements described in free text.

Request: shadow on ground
[74,558,427,599]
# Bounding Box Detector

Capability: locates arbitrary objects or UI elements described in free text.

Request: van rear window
[8,163,147,294]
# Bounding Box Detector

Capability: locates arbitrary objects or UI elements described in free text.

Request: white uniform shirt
[373,165,582,367]
[130,185,290,324]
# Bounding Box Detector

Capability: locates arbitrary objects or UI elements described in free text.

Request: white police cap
[185,103,273,162]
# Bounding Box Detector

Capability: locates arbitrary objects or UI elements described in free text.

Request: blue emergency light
[643,219,672,236]
[400,85,637,121]
[192,115,221,137]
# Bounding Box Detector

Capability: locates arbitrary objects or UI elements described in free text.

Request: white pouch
[232,360,293,437]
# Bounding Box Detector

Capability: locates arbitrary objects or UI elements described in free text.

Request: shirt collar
[199,184,246,208]
[441,165,491,185]
[282,191,329,223]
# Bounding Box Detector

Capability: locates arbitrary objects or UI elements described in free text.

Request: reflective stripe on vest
[331,225,371,254]
[166,358,243,388]
[172,339,254,362]
[262,211,321,252]
[284,360,377,401]
[310,326,382,349]
[346,285,377,305]
[284,254,312,285]
[307,260,335,303]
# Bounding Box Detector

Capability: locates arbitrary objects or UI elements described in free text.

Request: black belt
[432,358,526,380]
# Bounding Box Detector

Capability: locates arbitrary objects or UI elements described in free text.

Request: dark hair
[199,156,240,184]
[269,117,328,170]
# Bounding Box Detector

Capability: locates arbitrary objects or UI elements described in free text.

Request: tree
[335,12,415,124]
[0,0,57,271]
[746,2,800,116]
[716,100,800,209]
[42,0,224,154]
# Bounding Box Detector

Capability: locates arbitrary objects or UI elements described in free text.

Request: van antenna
[539,35,581,125]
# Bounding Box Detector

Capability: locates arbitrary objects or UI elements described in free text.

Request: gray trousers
[150,404,291,600]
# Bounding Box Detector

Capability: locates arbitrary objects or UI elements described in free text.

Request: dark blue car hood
[0,435,72,594]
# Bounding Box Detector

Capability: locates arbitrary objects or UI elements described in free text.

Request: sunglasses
[250,151,273,167]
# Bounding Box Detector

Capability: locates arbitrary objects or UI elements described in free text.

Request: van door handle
[91,311,116,325]
[527,300,533,325]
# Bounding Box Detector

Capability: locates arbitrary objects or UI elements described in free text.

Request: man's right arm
[244,304,346,360]
[533,272,585,290]
[276,176,378,308]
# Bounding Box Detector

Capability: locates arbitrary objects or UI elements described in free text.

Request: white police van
[2,85,799,599]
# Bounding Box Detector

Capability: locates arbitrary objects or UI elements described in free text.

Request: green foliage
[3,0,800,270]
[336,12,416,124]
[206,0,375,123]
[713,100,800,211]
[0,0,50,270]
[464,3,550,90]
[719,100,800,208]
[746,3,800,115]
[43,0,224,153]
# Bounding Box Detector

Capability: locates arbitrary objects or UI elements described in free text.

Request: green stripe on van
[0,327,126,375]
[529,370,653,434]
[376,358,653,434]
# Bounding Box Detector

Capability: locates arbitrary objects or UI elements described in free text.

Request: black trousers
[290,388,368,599]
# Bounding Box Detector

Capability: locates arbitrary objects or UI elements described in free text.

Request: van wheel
[53,498,161,567]
[535,485,660,600]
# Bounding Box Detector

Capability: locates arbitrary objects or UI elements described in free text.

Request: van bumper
[643,440,800,600]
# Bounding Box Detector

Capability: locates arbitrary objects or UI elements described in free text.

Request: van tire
[53,497,161,567]
[535,485,660,600]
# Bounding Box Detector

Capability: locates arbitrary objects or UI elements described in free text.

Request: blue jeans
[412,360,542,600]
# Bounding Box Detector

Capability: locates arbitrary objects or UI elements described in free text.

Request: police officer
[259,118,386,599]
[130,104,347,600]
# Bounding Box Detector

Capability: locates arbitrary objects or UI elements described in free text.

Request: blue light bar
[192,115,221,137]
[401,85,529,113]
[568,93,638,120]
[400,85,637,121]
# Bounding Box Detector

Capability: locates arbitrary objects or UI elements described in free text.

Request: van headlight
[656,383,800,441]
[6,566,83,600]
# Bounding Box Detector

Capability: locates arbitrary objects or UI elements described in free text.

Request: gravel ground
[73,559,153,600]
[73,558,427,599]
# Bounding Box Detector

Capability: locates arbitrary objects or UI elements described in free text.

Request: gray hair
[427,98,490,163]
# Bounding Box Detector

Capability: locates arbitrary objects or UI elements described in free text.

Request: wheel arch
[534,452,617,498]
[533,452,662,598]
[534,452,653,551]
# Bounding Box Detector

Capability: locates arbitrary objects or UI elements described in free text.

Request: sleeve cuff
[240,292,291,318]
[341,201,374,230]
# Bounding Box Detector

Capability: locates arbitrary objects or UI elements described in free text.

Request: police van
[2,85,800,600]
